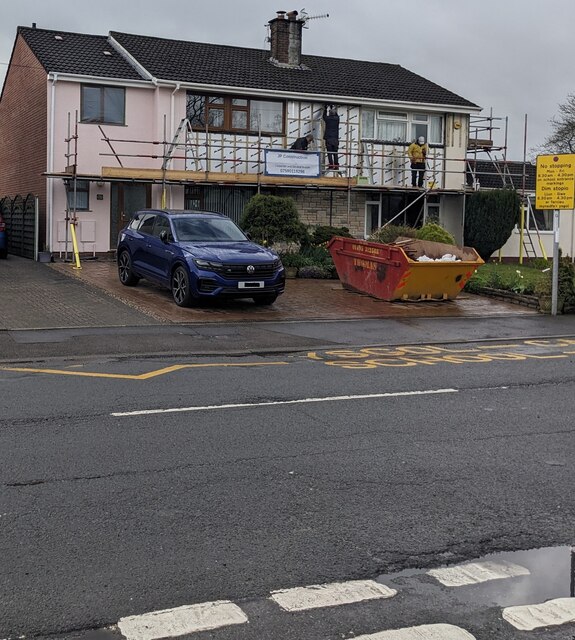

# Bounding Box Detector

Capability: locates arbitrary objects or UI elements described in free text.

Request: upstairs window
[411,113,443,145]
[186,93,284,135]
[81,85,125,125]
[376,112,407,143]
[361,109,443,145]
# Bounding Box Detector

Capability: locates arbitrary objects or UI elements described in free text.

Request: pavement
[1,254,574,362]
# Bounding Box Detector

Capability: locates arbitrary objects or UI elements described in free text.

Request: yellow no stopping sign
[536,154,575,210]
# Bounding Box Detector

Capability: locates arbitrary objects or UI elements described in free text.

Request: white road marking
[502,597,575,630]
[352,623,476,639]
[117,600,248,640]
[269,579,397,611]
[428,560,530,587]
[111,388,458,417]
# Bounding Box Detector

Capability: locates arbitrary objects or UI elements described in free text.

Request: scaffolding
[50,111,489,251]
[63,111,82,266]
[466,111,545,262]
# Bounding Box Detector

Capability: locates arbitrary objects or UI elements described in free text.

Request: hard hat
[418,136,425,144]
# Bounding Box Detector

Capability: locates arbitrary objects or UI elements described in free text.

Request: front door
[111,183,151,249]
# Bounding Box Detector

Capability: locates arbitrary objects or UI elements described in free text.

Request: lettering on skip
[353,258,377,270]
[351,243,381,256]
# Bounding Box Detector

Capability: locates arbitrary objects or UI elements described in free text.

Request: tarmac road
[1,339,575,639]
[2,255,575,639]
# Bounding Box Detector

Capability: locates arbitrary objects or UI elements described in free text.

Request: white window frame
[361,109,444,145]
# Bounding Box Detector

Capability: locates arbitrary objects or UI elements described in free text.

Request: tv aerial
[300,9,330,28]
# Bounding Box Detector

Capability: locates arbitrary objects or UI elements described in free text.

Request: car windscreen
[172,217,247,242]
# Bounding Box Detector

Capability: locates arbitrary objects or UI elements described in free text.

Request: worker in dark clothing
[291,133,314,150]
[323,104,340,170]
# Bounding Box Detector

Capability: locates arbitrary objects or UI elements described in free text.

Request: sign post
[535,154,575,315]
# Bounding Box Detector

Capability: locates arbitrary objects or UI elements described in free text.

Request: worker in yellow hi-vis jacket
[407,136,428,187]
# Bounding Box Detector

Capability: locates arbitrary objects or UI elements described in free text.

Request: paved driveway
[49,258,536,325]
[0,255,538,332]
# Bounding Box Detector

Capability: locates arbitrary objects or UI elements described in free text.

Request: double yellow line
[0,361,290,380]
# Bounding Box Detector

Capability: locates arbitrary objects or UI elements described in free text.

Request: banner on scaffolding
[264,149,321,178]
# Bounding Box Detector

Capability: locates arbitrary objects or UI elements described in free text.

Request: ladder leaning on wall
[162,118,201,171]
[521,195,548,261]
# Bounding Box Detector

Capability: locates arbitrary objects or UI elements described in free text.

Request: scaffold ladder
[163,118,200,171]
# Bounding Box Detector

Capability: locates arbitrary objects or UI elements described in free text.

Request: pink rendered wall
[49,82,187,252]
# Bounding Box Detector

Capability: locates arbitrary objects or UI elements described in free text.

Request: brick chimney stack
[269,10,304,67]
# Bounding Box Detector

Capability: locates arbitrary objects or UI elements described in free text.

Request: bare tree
[542,94,575,153]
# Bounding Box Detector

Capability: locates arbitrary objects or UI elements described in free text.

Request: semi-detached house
[0,10,482,258]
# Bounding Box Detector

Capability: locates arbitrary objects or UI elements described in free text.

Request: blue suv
[117,210,285,307]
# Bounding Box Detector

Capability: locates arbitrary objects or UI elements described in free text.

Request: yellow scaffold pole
[69,219,82,270]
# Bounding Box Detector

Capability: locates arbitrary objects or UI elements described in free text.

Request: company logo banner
[264,149,321,178]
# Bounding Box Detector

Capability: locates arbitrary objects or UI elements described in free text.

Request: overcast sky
[1,0,572,160]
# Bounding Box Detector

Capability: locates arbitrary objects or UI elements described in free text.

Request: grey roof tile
[18,26,145,80]
[110,31,479,109]
[467,159,536,190]
[16,25,479,109]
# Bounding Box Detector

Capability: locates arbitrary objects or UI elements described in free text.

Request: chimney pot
[287,10,298,20]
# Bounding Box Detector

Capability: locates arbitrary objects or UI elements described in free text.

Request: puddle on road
[377,545,574,607]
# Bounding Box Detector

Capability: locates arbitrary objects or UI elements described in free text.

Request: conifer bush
[464,189,520,261]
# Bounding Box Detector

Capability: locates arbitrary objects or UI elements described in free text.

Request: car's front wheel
[252,293,278,306]
[172,265,194,307]
[118,250,139,286]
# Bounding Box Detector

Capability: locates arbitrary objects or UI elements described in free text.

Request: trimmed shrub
[559,258,575,304]
[241,194,308,246]
[300,244,332,263]
[298,265,332,279]
[310,225,353,246]
[416,222,455,245]
[278,252,312,268]
[369,224,418,244]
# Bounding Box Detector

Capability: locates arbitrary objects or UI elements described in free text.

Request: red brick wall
[0,34,47,247]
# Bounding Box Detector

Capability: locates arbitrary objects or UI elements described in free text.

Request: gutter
[47,72,155,89]
[153,79,481,115]
[170,83,181,138]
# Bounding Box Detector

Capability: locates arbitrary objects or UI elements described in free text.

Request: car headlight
[193,259,224,270]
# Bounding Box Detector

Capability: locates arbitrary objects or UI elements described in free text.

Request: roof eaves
[48,72,155,89]
[153,78,482,113]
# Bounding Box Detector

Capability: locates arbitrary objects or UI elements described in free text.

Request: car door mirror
[160,230,170,244]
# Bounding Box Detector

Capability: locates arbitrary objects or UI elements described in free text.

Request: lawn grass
[465,261,547,295]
